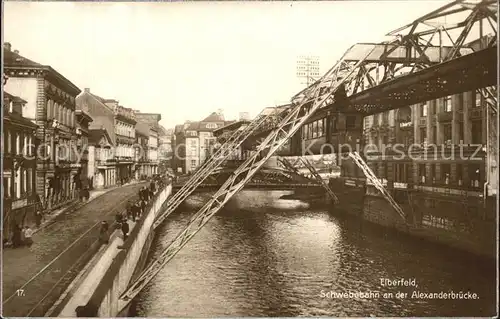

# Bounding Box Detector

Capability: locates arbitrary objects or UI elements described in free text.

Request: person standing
[12,224,22,248]
[35,210,43,228]
[99,221,110,244]
[121,220,130,241]
[23,226,34,248]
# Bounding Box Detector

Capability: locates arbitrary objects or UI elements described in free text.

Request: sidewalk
[1,181,146,317]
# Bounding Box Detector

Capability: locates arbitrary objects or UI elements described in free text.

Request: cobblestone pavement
[1,182,145,317]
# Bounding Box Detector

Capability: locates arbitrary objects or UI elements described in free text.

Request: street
[2,182,145,317]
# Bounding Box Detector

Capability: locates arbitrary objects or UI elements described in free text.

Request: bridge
[77,1,498,314]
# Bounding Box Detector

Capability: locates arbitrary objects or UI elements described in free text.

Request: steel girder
[152,107,281,230]
[348,152,406,222]
[299,157,339,204]
[290,0,497,115]
[117,47,378,308]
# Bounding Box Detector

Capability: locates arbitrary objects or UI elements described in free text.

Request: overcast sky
[4,1,451,129]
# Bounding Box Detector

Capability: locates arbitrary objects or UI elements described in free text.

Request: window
[317,119,324,136]
[4,177,10,197]
[456,164,463,186]
[418,164,426,184]
[23,169,27,193]
[443,124,452,144]
[432,126,437,144]
[420,127,427,144]
[23,135,28,155]
[444,96,452,112]
[382,112,389,125]
[312,121,318,138]
[206,123,218,129]
[469,164,481,188]
[382,163,388,179]
[420,103,428,117]
[471,120,482,144]
[346,116,356,129]
[475,91,481,108]
[395,163,407,183]
[431,164,436,184]
[441,164,451,185]
[15,133,20,155]
[191,159,197,167]
[459,124,464,144]
[331,117,338,132]
[14,168,20,198]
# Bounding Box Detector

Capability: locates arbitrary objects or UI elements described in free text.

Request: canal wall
[69,184,172,317]
[329,177,497,259]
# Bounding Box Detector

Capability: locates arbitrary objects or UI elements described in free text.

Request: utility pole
[296,55,320,87]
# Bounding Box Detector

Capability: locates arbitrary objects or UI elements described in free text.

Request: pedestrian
[148,187,154,200]
[99,221,110,244]
[140,199,146,214]
[115,212,123,223]
[23,226,34,248]
[121,220,130,241]
[35,210,43,228]
[150,180,156,193]
[12,224,22,248]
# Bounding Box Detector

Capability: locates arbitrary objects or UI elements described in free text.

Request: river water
[130,190,496,317]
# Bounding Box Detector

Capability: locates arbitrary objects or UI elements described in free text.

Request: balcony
[437,111,453,123]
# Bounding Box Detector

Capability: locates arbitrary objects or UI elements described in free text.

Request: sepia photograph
[1,0,498,317]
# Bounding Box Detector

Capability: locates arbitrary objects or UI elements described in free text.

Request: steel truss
[118,47,378,306]
[153,107,282,229]
[299,157,339,204]
[348,152,406,222]
[292,0,497,110]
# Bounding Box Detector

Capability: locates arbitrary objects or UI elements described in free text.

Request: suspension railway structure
[79,1,498,314]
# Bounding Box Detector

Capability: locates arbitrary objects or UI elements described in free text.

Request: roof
[158,125,172,136]
[202,112,225,122]
[88,128,113,146]
[213,120,249,134]
[135,122,151,136]
[4,91,27,104]
[185,122,200,131]
[174,124,184,134]
[4,48,81,95]
[4,111,38,129]
[77,91,116,144]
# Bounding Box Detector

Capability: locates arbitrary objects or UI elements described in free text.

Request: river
[130,190,496,317]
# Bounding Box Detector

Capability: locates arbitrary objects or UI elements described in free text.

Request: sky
[3,0,452,129]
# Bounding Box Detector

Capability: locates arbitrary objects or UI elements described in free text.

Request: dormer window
[206,123,218,129]
[9,101,13,113]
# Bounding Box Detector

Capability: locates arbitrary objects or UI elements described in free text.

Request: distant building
[172,112,234,174]
[239,112,251,121]
[3,91,38,240]
[76,88,118,187]
[4,43,82,210]
[135,113,161,176]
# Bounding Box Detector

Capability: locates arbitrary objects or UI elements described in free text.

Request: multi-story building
[87,128,115,188]
[2,91,38,241]
[76,88,117,187]
[74,110,92,190]
[135,113,162,176]
[157,125,173,161]
[134,125,150,179]
[4,43,82,210]
[109,102,136,184]
[172,112,229,174]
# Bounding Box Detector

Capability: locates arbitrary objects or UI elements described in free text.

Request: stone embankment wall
[74,184,171,317]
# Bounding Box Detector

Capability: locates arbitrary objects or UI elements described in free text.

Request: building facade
[110,103,136,184]
[2,91,39,241]
[4,43,82,210]
[75,110,92,190]
[87,129,115,189]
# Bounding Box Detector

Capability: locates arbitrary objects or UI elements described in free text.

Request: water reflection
[131,190,496,317]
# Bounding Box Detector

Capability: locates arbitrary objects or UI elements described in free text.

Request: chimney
[4,42,12,51]
[84,88,90,93]
[13,49,19,54]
